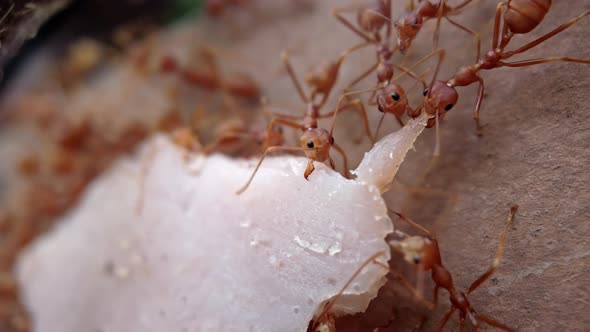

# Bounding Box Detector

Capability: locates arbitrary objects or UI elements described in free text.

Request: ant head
[427,81,459,115]
[299,128,332,162]
[305,61,339,95]
[377,83,409,116]
[391,235,437,270]
[394,13,423,53]
[357,0,388,33]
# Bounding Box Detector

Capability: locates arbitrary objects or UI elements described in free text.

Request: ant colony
[10,1,589,332]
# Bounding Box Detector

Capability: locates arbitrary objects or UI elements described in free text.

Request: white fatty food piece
[17,116,426,332]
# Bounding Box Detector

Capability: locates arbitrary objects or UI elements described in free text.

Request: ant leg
[263,118,304,148]
[459,316,466,332]
[492,2,509,50]
[332,142,350,178]
[280,51,309,104]
[433,285,440,309]
[385,0,393,40]
[437,307,457,332]
[449,0,473,12]
[373,113,387,141]
[433,110,441,157]
[392,49,445,93]
[473,76,485,133]
[476,314,514,331]
[320,99,375,143]
[203,132,256,154]
[313,251,387,331]
[388,209,432,237]
[343,62,379,93]
[329,86,382,136]
[391,64,428,89]
[444,16,481,62]
[331,7,375,43]
[499,57,590,67]
[373,260,435,310]
[328,156,336,170]
[432,0,446,49]
[235,146,306,194]
[467,205,518,294]
[502,11,590,59]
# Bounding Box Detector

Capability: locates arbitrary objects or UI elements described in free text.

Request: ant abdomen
[504,0,551,34]
[376,62,394,83]
[305,61,340,96]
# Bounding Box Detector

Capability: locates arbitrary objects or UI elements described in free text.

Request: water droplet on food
[240,219,252,228]
[328,242,342,256]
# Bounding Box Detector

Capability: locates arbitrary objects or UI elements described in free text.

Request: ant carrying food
[235,49,374,194]
[388,206,519,331]
[331,1,433,138]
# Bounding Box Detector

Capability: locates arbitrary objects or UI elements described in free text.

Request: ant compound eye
[423,88,429,96]
[413,256,421,264]
[306,140,315,149]
[330,136,335,145]
[277,126,284,134]
[444,103,454,111]
[391,92,400,101]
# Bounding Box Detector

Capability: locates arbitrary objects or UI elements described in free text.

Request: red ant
[331,1,431,136]
[395,1,480,60]
[400,2,590,132]
[332,0,426,92]
[388,206,519,331]
[309,247,435,332]
[159,46,261,102]
[202,116,286,157]
[235,49,374,194]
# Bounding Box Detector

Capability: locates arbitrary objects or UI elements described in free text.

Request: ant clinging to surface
[235,49,374,194]
[395,0,481,60]
[389,206,519,331]
[400,1,590,133]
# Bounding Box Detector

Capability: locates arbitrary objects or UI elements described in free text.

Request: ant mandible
[389,206,519,331]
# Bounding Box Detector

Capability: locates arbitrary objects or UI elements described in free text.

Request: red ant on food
[235,48,377,194]
[331,1,432,136]
[310,205,518,331]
